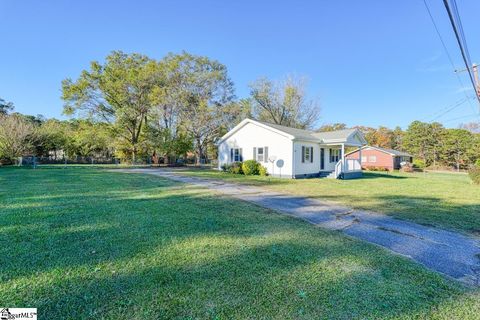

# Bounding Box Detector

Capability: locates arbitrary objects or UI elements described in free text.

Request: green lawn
[176,169,480,236]
[1,167,479,319]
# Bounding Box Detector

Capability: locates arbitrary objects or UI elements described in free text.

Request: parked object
[346,146,413,171]
[216,118,367,179]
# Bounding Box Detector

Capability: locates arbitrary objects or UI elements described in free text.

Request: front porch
[329,143,363,179]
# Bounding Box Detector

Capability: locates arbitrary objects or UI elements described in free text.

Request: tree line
[1,50,479,169]
[318,121,480,170]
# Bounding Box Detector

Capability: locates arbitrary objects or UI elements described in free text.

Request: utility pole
[455,63,480,110]
[473,64,480,97]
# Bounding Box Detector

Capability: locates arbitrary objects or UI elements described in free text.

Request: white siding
[218,122,294,177]
[293,142,341,175]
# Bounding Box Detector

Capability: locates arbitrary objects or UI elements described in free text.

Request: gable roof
[217,118,367,145]
[346,146,413,157]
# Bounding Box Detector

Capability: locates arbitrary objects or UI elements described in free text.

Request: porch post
[358,147,362,171]
[341,143,345,171]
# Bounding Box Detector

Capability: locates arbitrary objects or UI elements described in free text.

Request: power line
[442,113,479,123]
[429,97,471,121]
[422,0,478,114]
[442,0,480,105]
[420,97,467,121]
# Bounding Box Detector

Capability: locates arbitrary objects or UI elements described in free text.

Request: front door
[320,148,325,170]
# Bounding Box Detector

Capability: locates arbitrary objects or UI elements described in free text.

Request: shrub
[229,162,243,174]
[413,159,426,169]
[259,165,268,176]
[469,166,480,185]
[366,166,389,172]
[242,160,260,175]
[475,159,480,168]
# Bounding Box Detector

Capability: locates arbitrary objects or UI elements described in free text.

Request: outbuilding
[346,146,413,171]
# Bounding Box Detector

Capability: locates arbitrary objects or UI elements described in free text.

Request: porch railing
[334,158,362,179]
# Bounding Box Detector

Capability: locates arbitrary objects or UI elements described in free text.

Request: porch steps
[319,171,336,179]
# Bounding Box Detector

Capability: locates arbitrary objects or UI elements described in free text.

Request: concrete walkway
[118,168,480,286]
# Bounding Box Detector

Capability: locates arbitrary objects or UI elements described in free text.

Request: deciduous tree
[249,75,320,129]
[62,51,158,162]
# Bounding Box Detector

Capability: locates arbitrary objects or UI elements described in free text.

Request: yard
[1,167,480,319]
[176,169,480,236]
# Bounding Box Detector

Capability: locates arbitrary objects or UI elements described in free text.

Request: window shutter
[253,147,256,160]
[329,149,332,163]
[239,148,243,162]
[264,147,268,163]
[230,149,233,162]
[310,147,313,163]
[301,146,305,163]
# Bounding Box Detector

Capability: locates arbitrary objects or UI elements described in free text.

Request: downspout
[292,140,296,179]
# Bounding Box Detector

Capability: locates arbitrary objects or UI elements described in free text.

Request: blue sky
[1,0,479,129]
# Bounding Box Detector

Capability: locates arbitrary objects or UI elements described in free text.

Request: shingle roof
[366,146,413,157]
[256,120,361,143]
[255,121,320,141]
[313,128,359,141]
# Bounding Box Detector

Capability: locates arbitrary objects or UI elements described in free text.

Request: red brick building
[346,146,413,171]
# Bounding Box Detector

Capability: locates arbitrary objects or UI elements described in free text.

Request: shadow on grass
[0,167,477,319]
[314,193,480,236]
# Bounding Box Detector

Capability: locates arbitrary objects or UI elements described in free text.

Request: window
[361,156,367,163]
[254,146,269,163]
[257,147,264,162]
[329,149,341,163]
[369,155,377,163]
[302,146,313,163]
[230,148,242,162]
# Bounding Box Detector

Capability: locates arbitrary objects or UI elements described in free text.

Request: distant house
[216,118,367,179]
[346,146,413,171]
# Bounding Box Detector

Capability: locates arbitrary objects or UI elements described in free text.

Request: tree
[34,119,69,158]
[62,51,158,162]
[391,126,404,150]
[460,122,480,134]
[0,98,14,115]
[403,121,445,166]
[0,114,35,162]
[249,75,320,129]
[164,52,238,164]
[316,123,347,132]
[441,129,475,170]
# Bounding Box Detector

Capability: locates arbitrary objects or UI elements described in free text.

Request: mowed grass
[177,169,480,236]
[1,168,479,319]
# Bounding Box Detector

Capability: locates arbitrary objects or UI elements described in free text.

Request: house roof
[254,120,320,141]
[346,146,413,157]
[217,118,367,145]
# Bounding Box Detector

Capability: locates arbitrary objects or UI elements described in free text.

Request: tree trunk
[196,138,203,166]
[132,145,137,164]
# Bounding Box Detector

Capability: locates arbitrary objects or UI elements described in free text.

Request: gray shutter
[264,147,268,163]
[253,147,256,161]
[230,148,233,162]
[329,149,332,162]
[310,147,313,163]
[301,146,305,163]
[239,148,243,162]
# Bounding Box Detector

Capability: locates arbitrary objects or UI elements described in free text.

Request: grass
[1,167,480,319]
[176,169,480,236]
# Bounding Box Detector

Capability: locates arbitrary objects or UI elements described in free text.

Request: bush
[365,166,389,172]
[259,165,268,176]
[229,162,243,174]
[469,166,480,184]
[475,159,480,168]
[413,159,426,169]
[242,160,260,175]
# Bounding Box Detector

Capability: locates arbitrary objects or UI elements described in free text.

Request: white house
[216,118,367,179]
